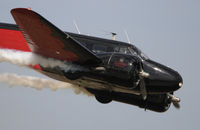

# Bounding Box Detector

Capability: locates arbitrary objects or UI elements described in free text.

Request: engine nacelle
[87,88,171,112]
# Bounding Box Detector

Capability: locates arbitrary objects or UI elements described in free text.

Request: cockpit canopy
[72,34,149,60]
[92,43,149,60]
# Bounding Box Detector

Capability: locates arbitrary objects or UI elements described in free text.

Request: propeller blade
[139,78,147,100]
[168,93,181,109]
[173,102,180,109]
[138,62,149,100]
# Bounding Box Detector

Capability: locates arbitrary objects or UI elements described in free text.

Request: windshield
[91,43,149,60]
[91,43,132,55]
[128,45,149,60]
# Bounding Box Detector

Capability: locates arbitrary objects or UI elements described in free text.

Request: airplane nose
[143,60,183,93]
[169,70,183,89]
[175,71,183,88]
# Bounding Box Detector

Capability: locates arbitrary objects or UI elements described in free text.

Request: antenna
[100,30,117,40]
[111,32,117,40]
[73,20,81,34]
[124,30,131,43]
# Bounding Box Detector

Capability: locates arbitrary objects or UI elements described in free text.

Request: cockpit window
[129,45,149,60]
[74,36,149,60]
[140,52,149,60]
[118,47,131,54]
[92,43,131,55]
[92,44,107,53]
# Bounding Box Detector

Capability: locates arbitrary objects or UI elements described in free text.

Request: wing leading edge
[10,8,101,66]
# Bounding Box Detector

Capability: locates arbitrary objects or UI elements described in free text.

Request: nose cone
[143,60,183,93]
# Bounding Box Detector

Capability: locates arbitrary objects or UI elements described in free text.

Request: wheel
[95,94,112,104]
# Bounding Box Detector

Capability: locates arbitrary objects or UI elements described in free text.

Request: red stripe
[0,28,30,51]
[0,28,41,70]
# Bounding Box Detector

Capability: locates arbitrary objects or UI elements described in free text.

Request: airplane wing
[10,8,101,66]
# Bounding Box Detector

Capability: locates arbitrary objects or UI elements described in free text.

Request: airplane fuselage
[0,8,183,112]
[37,31,183,112]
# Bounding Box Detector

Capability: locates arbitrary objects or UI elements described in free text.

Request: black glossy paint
[143,60,183,93]
[86,88,171,112]
[0,22,183,112]
[68,32,183,93]
[0,22,19,30]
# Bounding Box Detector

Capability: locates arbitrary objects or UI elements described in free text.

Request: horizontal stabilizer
[0,23,30,52]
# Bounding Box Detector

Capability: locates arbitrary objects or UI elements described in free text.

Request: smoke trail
[0,73,93,96]
[0,48,92,95]
[0,48,86,72]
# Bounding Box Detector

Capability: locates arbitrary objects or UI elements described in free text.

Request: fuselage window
[92,44,107,53]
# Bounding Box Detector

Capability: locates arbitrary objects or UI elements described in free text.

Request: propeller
[139,77,147,100]
[173,102,180,109]
[138,62,149,100]
[168,93,181,109]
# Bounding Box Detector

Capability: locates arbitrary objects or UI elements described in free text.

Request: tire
[95,94,112,104]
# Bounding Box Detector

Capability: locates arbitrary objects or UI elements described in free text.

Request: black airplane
[0,8,183,112]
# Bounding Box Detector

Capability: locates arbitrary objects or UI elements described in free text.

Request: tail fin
[10,8,101,65]
[0,23,30,52]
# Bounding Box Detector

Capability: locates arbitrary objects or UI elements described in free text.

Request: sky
[0,0,200,130]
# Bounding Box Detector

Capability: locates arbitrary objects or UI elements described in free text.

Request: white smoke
[0,73,93,96]
[0,48,93,96]
[0,48,86,72]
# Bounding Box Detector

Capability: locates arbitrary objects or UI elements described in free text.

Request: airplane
[0,8,183,113]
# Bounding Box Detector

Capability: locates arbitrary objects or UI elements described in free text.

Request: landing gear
[95,94,112,104]
[86,88,112,104]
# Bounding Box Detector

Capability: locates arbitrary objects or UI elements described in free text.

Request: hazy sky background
[0,0,200,130]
